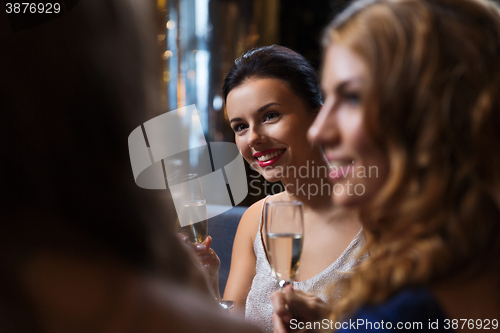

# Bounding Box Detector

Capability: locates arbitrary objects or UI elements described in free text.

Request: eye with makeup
[263,111,281,122]
[231,111,281,134]
[232,122,248,134]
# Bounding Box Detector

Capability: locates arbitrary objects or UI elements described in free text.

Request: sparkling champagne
[178,200,208,243]
[266,233,303,282]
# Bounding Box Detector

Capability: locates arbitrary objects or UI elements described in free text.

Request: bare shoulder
[236,197,266,244]
[238,194,282,244]
[242,193,285,222]
[141,278,262,333]
[241,196,268,224]
[18,253,261,333]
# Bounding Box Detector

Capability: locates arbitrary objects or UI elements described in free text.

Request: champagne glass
[169,173,208,244]
[264,201,304,288]
[167,173,235,310]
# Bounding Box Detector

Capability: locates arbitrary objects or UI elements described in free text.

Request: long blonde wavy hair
[324,0,500,322]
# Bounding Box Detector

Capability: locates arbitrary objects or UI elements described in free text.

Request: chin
[330,185,369,207]
[257,165,284,181]
[261,174,282,184]
[332,195,363,208]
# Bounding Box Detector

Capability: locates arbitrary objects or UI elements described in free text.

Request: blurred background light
[157,0,354,205]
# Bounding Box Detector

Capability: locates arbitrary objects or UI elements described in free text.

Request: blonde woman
[273,0,500,331]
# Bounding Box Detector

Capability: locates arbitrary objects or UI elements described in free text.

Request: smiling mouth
[256,149,286,162]
[327,160,355,181]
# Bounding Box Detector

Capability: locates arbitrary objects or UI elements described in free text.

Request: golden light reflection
[157,0,166,12]
[166,20,176,30]
[158,34,166,42]
[177,77,186,109]
[177,107,186,117]
[163,71,170,82]
[162,50,173,60]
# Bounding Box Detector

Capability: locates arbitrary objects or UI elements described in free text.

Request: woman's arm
[223,199,263,315]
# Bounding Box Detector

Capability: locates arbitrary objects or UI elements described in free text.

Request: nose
[247,125,267,148]
[307,99,339,146]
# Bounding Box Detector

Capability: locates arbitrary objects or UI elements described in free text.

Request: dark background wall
[279,0,353,69]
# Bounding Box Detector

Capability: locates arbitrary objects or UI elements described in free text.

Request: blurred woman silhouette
[0,1,261,332]
[272,0,500,331]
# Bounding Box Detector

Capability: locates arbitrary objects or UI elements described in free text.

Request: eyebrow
[336,79,362,93]
[229,102,281,124]
[322,77,363,95]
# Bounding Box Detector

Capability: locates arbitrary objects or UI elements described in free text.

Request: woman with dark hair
[272,0,500,331]
[195,45,364,332]
[0,1,261,332]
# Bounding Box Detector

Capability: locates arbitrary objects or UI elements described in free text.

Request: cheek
[340,111,372,156]
[343,115,390,180]
[235,137,252,160]
[353,131,374,157]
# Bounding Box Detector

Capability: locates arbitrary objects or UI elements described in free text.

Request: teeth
[257,149,284,162]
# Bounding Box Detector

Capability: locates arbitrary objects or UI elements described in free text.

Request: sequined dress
[245,197,365,332]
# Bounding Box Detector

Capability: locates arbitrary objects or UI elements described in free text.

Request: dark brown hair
[222,45,322,111]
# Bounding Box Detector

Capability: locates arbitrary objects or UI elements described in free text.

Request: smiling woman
[189,45,365,332]
[308,43,389,207]
[226,77,317,181]
[272,0,500,332]
[316,0,500,325]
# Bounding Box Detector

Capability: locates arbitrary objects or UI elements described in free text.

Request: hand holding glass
[168,173,235,310]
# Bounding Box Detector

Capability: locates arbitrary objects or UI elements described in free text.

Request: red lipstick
[328,163,354,182]
[254,148,286,167]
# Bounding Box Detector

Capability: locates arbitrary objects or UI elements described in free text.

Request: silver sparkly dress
[245,197,365,332]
